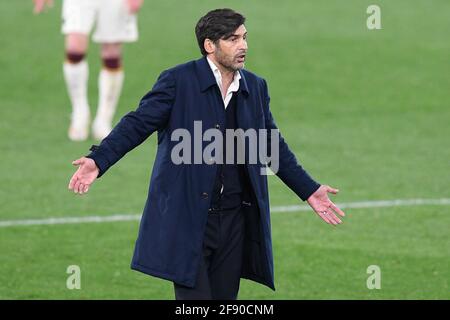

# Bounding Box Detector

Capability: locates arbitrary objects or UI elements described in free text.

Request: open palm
[68,157,99,195]
[307,184,346,226]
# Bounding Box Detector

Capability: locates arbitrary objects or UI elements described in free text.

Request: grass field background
[0,0,449,299]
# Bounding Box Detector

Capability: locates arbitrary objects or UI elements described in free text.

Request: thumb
[327,186,339,194]
[72,158,84,166]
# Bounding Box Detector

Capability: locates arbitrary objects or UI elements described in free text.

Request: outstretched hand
[307,185,346,226]
[68,157,99,195]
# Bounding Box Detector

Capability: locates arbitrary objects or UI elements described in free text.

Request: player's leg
[91,43,124,141]
[91,0,139,140]
[61,0,96,141]
[63,34,90,141]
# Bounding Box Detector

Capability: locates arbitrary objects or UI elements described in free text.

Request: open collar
[195,56,249,96]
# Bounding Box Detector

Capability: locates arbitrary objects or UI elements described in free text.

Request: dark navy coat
[87,56,320,290]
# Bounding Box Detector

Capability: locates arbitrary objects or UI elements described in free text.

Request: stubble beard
[214,50,243,72]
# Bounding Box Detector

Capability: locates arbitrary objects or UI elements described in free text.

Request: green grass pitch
[0,0,449,299]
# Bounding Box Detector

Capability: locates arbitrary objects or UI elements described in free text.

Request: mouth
[236,53,246,63]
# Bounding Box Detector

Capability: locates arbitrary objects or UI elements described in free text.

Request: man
[68,9,346,300]
[33,0,144,141]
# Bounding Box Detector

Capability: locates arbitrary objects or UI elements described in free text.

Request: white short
[62,0,138,43]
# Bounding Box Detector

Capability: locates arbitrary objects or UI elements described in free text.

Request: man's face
[211,24,248,72]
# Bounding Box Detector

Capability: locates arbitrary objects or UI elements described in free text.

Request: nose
[239,38,248,51]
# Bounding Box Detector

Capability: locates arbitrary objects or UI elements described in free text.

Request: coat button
[201,192,209,199]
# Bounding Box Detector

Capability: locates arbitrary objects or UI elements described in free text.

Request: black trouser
[173,205,245,300]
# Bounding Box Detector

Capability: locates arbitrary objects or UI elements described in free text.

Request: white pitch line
[0,214,141,228]
[0,198,449,228]
[271,198,450,212]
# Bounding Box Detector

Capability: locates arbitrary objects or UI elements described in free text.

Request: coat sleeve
[261,78,321,201]
[86,70,176,178]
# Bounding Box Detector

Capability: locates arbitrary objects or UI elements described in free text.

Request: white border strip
[1,198,449,228]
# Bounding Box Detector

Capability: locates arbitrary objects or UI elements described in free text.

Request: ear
[204,39,216,55]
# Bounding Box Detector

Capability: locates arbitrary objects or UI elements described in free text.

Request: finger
[83,184,89,193]
[68,175,78,190]
[327,186,339,194]
[75,181,83,194]
[73,180,81,194]
[330,203,346,217]
[321,208,339,225]
[326,209,342,225]
[324,210,338,225]
[317,211,331,224]
[77,183,85,195]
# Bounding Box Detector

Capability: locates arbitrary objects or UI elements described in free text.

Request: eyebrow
[225,32,248,39]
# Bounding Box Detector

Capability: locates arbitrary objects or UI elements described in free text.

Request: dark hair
[195,8,246,56]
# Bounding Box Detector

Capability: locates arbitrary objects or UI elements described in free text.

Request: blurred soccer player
[33,0,144,141]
